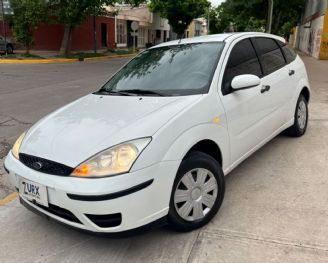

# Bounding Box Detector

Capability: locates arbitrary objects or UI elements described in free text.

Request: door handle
[289,70,295,76]
[261,85,271,94]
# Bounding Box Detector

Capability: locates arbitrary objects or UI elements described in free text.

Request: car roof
[153,32,286,48]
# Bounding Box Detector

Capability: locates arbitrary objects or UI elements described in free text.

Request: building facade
[110,5,171,48]
[290,0,328,59]
[33,16,116,51]
[2,4,170,52]
[185,18,208,38]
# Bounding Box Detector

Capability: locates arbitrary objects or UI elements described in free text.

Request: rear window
[277,40,297,64]
[252,37,286,75]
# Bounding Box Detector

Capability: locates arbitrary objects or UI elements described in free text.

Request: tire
[167,151,225,232]
[6,44,14,54]
[285,94,308,137]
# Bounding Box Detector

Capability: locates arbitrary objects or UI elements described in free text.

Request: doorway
[101,23,107,47]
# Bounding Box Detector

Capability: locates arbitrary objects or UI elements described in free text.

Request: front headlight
[71,138,151,178]
[12,132,26,160]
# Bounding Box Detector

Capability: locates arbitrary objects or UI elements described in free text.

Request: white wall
[296,15,324,58]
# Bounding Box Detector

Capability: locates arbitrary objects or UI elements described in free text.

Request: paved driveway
[0,55,328,262]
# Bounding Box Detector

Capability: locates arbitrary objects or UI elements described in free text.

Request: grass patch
[0,53,45,60]
[60,52,107,59]
[107,49,137,55]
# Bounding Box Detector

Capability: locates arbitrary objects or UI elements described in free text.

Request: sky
[210,0,226,7]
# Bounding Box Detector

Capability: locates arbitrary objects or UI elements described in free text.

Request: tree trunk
[59,25,73,57]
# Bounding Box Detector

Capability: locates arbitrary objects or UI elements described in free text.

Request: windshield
[99,42,224,96]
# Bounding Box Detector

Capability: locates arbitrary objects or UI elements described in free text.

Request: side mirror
[231,74,261,91]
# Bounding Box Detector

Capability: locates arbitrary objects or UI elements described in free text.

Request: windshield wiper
[93,90,135,96]
[118,89,166,97]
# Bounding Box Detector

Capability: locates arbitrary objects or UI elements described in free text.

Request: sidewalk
[0,49,135,64]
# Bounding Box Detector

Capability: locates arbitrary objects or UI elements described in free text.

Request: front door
[219,38,274,164]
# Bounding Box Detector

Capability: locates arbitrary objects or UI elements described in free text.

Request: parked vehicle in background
[0,36,14,54]
[4,32,310,234]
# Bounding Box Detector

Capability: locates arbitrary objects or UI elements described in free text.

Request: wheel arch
[184,139,223,167]
[160,124,230,172]
[300,86,310,103]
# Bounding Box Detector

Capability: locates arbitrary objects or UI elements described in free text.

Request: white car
[4,33,310,234]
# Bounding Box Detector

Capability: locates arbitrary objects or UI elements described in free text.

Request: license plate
[19,178,48,207]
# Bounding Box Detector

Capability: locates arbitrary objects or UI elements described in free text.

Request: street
[1,55,328,262]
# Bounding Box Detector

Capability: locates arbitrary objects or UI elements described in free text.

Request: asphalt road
[1,55,328,262]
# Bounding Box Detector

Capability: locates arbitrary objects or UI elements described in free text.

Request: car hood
[20,94,202,167]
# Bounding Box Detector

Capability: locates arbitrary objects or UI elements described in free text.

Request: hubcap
[297,100,307,130]
[174,168,218,222]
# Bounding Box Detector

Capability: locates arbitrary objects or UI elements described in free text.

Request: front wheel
[285,94,308,137]
[167,151,225,232]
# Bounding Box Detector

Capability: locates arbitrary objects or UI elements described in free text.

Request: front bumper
[4,152,180,233]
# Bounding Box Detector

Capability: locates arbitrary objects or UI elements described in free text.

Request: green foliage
[209,0,305,36]
[149,0,210,35]
[48,0,144,27]
[10,0,47,53]
[245,17,266,32]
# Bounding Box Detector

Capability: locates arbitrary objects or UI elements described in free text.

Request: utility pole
[207,7,210,35]
[266,0,273,33]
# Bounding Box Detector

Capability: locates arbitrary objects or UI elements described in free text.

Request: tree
[149,0,210,37]
[10,0,47,54]
[209,0,304,36]
[48,0,144,56]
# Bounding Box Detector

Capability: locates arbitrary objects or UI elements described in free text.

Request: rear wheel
[168,151,225,232]
[285,94,308,137]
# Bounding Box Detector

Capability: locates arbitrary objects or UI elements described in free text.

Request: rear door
[278,41,301,122]
[251,37,291,127]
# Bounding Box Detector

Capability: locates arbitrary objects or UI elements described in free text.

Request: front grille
[19,153,74,176]
[31,201,82,224]
[85,213,122,228]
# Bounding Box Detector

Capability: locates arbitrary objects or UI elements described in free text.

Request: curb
[0,54,135,64]
[0,192,18,206]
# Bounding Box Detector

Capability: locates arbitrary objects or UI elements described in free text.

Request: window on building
[138,27,145,47]
[117,20,127,45]
[156,30,161,39]
[195,23,202,36]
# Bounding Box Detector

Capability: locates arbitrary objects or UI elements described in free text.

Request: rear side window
[277,40,297,64]
[222,39,262,95]
[252,37,286,75]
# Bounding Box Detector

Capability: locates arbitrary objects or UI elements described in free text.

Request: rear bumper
[4,152,180,233]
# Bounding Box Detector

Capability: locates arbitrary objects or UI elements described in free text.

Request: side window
[222,39,262,95]
[252,37,286,75]
[277,40,297,64]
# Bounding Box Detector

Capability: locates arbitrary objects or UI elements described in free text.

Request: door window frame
[220,37,263,96]
[250,37,287,76]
